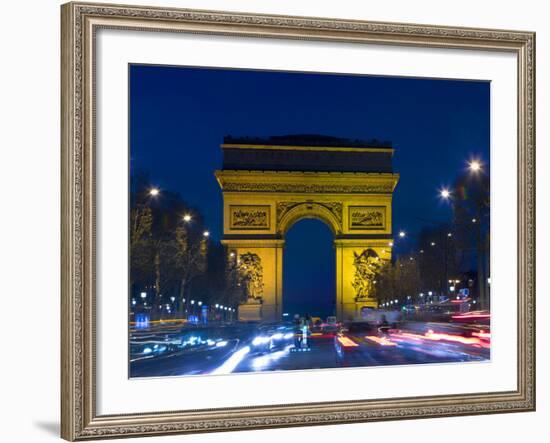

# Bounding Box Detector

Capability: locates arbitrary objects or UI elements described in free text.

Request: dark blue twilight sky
[129,65,490,317]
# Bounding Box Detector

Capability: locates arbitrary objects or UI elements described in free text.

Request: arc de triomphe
[215,135,399,322]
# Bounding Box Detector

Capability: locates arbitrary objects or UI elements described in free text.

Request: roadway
[129,321,490,377]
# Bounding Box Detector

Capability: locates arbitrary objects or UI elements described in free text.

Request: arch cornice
[277,201,342,235]
[215,170,400,194]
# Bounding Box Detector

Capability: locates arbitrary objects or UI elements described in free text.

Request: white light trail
[211,346,250,375]
[251,345,293,371]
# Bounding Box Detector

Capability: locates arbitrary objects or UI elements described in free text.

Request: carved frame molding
[61,2,535,440]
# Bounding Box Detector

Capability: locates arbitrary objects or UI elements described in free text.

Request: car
[129,342,170,361]
[321,316,341,335]
[321,323,340,335]
[334,332,361,363]
[310,317,323,333]
[250,323,294,354]
[345,321,375,335]
[451,310,490,325]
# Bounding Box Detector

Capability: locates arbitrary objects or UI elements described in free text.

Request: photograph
[128,64,491,378]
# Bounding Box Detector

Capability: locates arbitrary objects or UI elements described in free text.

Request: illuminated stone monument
[215,135,399,321]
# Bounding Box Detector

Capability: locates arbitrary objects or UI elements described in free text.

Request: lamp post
[466,159,489,309]
[439,176,489,307]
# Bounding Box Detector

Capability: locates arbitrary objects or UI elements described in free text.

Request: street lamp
[440,188,451,199]
[190,300,195,305]
[140,292,147,299]
[468,160,482,173]
[198,301,202,306]
[399,231,406,238]
[183,214,192,222]
[203,231,210,237]
[149,187,160,197]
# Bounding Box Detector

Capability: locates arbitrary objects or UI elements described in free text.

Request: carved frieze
[222,182,394,194]
[229,205,270,230]
[348,206,386,230]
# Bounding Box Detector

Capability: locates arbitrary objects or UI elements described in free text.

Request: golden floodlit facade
[215,135,399,322]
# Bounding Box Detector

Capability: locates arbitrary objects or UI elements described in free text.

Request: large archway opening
[283,218,336,319]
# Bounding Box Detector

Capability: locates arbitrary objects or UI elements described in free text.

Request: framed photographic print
[61,1,536,440]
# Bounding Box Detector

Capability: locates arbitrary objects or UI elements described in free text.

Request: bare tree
[129,173,211,319]
[174,223,208,316]
[129,194,153,292]
[373,255,421,306]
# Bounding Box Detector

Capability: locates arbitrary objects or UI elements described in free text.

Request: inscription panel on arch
[229,205,271,230]
[348,206,386,230]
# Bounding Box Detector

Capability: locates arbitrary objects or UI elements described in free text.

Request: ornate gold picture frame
[61,2,535,440]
